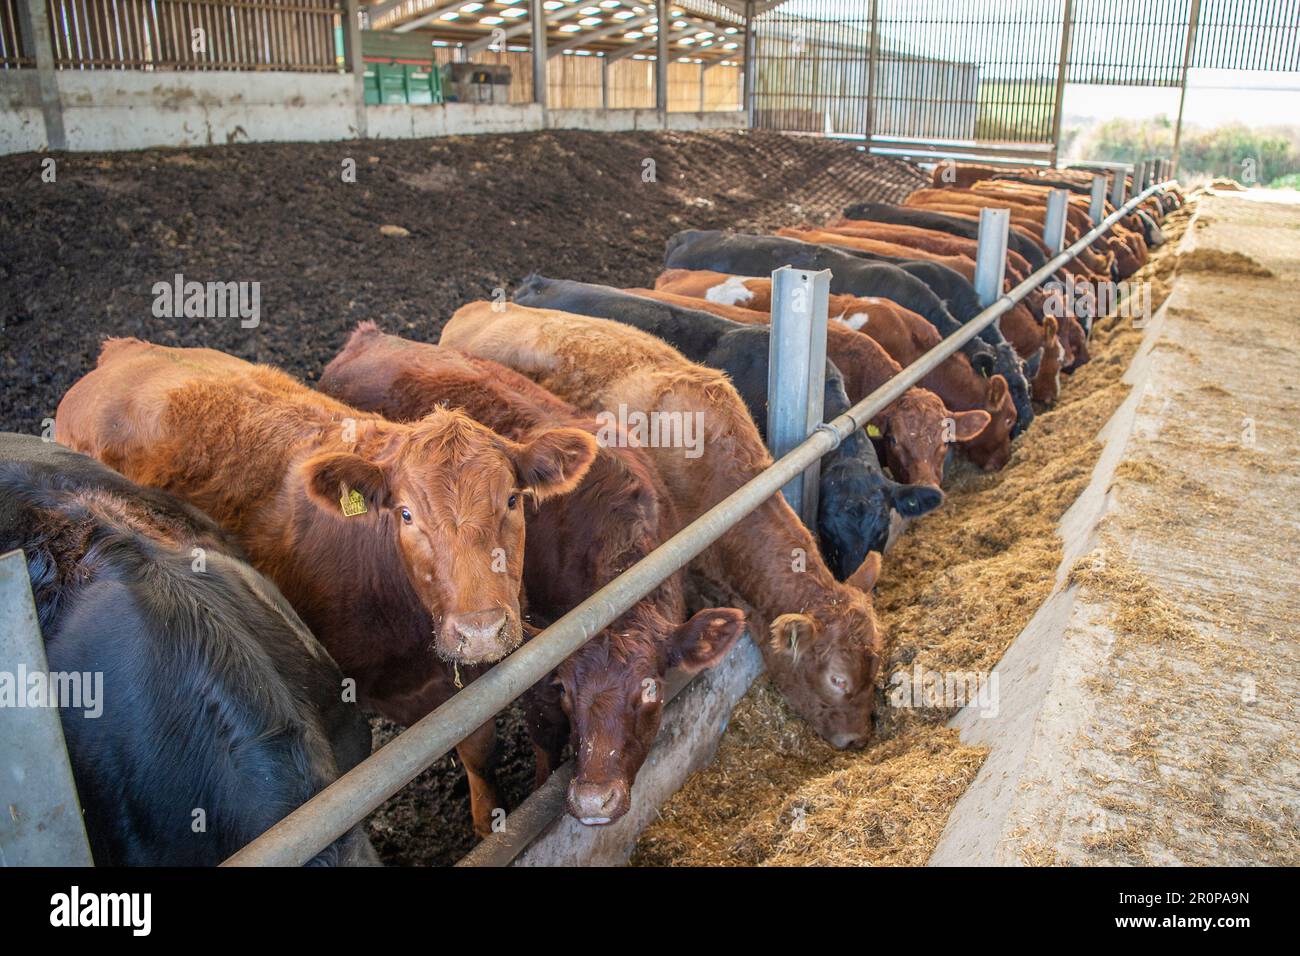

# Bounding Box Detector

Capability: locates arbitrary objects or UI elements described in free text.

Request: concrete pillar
[16,0,65,151]
[340,0,367,138]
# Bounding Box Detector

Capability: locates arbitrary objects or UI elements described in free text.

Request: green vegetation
[974,79,1056,142]
[1068,116,1300,186]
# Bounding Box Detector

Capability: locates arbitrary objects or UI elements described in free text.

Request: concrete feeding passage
[934,190,1299,866]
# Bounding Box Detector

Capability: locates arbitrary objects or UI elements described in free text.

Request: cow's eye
[508,493,519,510]
[400,507,412,524]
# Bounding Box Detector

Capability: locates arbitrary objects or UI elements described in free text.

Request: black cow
[662,229,1036,437]
[512,276,942,577]
[843,201,1051,272]
[0,433,377,867]
[663,229,999,375]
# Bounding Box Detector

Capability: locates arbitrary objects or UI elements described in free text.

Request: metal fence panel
[43,0,340,71]
[1,0,32,67]
[752,0,1300,155]
[1193,0,1300,71]
[752,0,1068,149]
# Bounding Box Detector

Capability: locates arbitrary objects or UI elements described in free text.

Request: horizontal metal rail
[221,179,1174,868]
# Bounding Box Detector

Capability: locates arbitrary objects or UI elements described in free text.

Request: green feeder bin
[405,64,434,105]
[363,65,381,106]
[377,63,408,104]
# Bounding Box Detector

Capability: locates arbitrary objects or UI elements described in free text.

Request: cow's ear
[986,373,1009,406]
[949,408,991,442]
[845,551,882,593]
[1024,346,1044,379]
[301,452,391,517]
[667,608,746,674]
[513,427,598,501]
[769,613,817,657]
[1042,315,1059,343]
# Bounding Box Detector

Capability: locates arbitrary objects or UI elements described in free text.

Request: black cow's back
[0,433,376,866]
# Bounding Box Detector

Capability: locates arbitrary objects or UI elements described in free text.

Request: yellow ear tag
[340,488,368,517]
[867,423,883,438]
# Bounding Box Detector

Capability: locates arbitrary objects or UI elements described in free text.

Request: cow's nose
[568,780,630,826]
[830,732,869,751]
[442,608,511,661]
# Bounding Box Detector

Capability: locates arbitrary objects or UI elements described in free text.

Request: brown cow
[626,286,989,488]
[998,313,1063,405]
[318,323,745,826]
[441,302,885,749]
[646,273,1002,472]
[906,189,1114,279]
[56,338,599,835]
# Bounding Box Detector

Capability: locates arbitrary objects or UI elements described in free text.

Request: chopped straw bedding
[631,203,1196,867]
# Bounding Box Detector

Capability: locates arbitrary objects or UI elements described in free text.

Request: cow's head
[959,374,1017,472]
[561,607,746,825]
[875,389,989,488]
[765,553,883,749]
[818,435,943,579]
[1030,316,1064,405]
[994,342,1034,437]
[301,408,597,664]
[1061,313,1090,372]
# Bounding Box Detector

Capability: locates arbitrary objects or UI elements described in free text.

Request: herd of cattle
[1,162,1182,865]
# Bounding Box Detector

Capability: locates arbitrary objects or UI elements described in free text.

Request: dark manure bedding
[0,128,925,866]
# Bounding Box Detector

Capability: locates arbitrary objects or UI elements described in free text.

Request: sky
[1063,69,1300,127]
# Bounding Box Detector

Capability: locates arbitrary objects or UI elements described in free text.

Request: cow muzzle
[567,779,630,826]
[438,608,520,664]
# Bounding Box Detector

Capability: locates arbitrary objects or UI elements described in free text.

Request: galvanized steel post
[1110,166,1128,207]
[744,1,756,127]
[1089,173,1108,225]
[1043,188,1069,255]
[531,0,548,108]
[974,208,1010,309]
[656,0,669,116]
[1172,0,1202,173]
[1049,0,1074,165]
[767,266,831,526]
[0,550,93,866]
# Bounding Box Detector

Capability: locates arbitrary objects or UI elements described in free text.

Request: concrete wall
[0,71,360,153]
[0,68,746,155]
[0,72,49,155]
[367,102,544,139]
[546,108,744,133]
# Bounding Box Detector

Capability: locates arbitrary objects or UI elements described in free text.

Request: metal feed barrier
[211,169,1174,868]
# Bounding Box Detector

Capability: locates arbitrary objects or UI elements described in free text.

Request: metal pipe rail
[221,179,1175,868]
